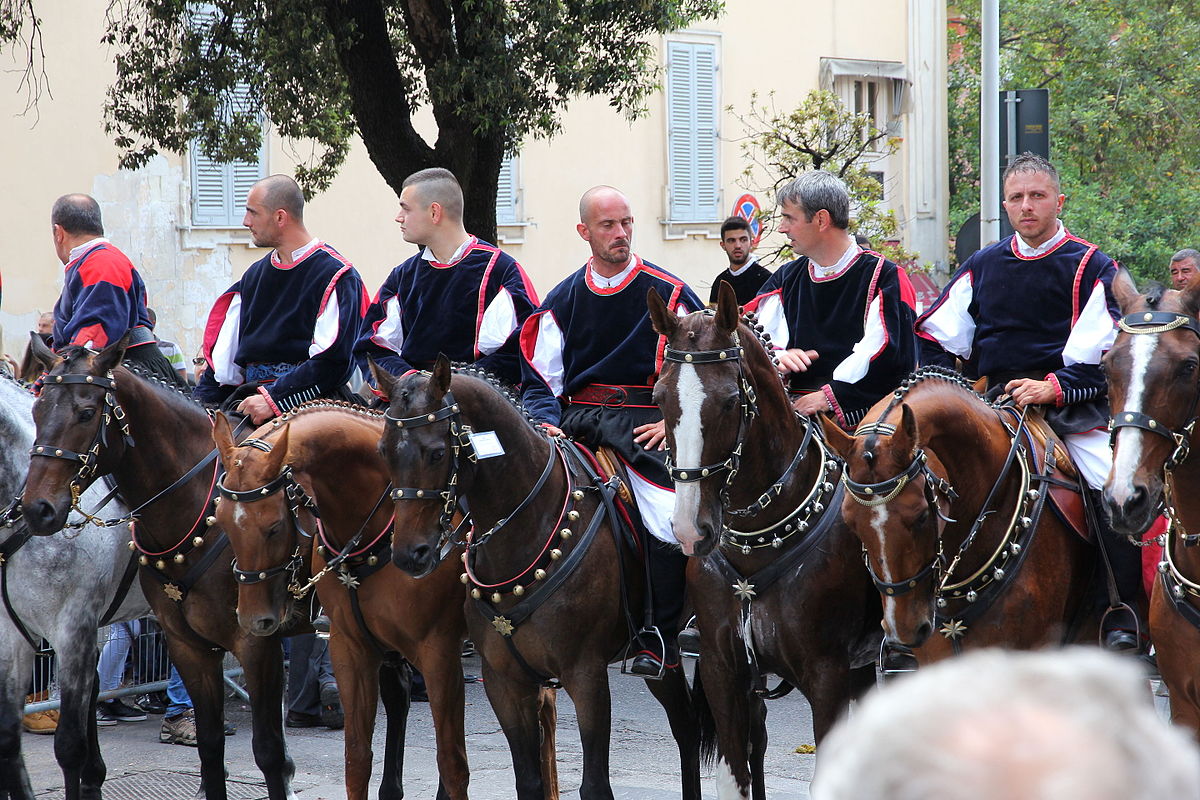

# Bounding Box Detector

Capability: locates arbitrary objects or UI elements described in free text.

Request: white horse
[0,372,148,800]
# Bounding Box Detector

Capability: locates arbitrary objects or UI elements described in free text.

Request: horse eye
[266,523,282,538]
[915,509,931,527]
[78,408,96,422]
[1180,360,1198,378]
[429,447,445,464]
[722,395,738,412]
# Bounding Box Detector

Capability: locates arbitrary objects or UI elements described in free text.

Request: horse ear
[647,289,678,337]
[368,358,397,402]
[212,413,239,471]
[971,376,988,394]
[28,332,57,371]
[431,354,452,398]
[819,415,855,460]
[93,333,131,374]
[715,281,739,335]
[263,424,291,477]
[1111,267,1141,316]
[895,404,920,456]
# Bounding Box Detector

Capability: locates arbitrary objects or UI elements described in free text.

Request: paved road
[24,656,816,799]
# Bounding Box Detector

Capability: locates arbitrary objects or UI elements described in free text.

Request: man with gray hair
[1169,248,1200,290]
[195,174,368,424]
[48,193,180,383]
[745,170,918,428]
[812,647,1200,800]
[355,167,538,386]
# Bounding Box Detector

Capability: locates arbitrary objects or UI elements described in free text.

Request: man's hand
[776,348,820,374]
[791,391,832,416]
[1004,378,1057,407]
[633,419,667,451]
[540,423,565,438]
[236,394,276,425]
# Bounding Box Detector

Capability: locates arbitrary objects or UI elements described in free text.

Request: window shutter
[496,154,519,225]
[667,40,720,222]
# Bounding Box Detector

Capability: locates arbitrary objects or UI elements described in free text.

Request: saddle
[1015,407,1092,543]
[577,445,642,556]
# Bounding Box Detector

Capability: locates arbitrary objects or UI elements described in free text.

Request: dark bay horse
[823,366,1099,660]
[373,357,704,800]
[210,404,475,799]
[1102,273,1200,737]
[19,340,302,800]
[647,284,880,799]
[0,372,149,800]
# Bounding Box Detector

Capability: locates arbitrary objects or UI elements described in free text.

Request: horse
[647,284,881,799]
[1102,272,1200,736]
[0,371,149,800]
[822,364,1100,660]
[18,337,310,800]
[209,402,485,800]
[372,356,705,800]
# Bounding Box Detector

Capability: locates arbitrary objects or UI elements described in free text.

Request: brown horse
[823,366,1100,660]
[1102,273,1200,736]
[20,340,337,799]
[372,357,704,800]
[210,403,482,799]
[647,284,880,799]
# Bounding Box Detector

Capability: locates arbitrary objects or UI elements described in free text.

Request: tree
[2,0,722,242]
[948,1,1200,282]
[732,89,915,266]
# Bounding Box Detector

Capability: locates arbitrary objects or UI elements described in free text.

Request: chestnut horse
[373,357,705,800]
[824,366,1100,660]
[210,403,474,799]
[648,284,880,799]
[1102,272,1200,736]
[20,339,333,799]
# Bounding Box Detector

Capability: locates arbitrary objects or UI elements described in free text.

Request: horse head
[825,401,950,648]
[213,413,303,636]
[23,336,130,533]
[1103,269,1200,536]
[374,355,464,577]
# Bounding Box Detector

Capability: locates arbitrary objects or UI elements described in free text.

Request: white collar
[422,235,476,265]
[727,256,758,277]
[810,242,861,279]
[1015,221,1066,258]
[588,256,637,289]
[67,237,108,264]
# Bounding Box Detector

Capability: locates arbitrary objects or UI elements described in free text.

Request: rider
[48,193,180,384]
[744,170,918,429]
[194,174,369,424]
[519,185,704,677]
[354,167,538,386]
[916,152,1138,651]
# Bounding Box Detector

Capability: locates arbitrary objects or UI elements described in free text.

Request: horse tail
[691,662,718,769]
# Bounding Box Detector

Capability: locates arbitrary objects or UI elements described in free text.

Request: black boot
[628,537,686,678]
[1091,490,1145,652]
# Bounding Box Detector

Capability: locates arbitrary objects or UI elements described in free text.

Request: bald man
[49,193,181,383]
[520,186,703,677]
[355,167,538,385]
[195,174,368,423]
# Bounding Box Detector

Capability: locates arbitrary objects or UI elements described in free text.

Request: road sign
[732,194,762,247]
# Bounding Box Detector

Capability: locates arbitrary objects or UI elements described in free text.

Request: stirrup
[621,627,666,680]
[1099,603,1142,653]
[877,640,918,681]
[313,607,331,640]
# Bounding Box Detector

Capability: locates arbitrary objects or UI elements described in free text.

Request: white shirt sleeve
[1062,279,1117,366]
[478,287,518,355]
[371,296,404,353]
[212,294,244,385]
[832,294,886,384]
[528,312,565,397]
[754,292,791,349]
[918,272,975,359]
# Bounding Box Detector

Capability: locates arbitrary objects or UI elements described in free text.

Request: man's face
[778,200,820,255]
[1002,171,1064,248]
[720,228,752,267]
[578,195,634,266]
[395,185,434,245]
[242,186,282,249]
[1171,258,1198,290]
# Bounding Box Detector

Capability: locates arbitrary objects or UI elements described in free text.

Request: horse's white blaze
[715,756,750,799]
[233,503,249,530]
[670,364,706,550]
[1110,332,1158,504]
[871,505,900,635]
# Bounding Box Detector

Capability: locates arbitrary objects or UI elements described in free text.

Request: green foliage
[948,1,1200,283]
[732,89,916,267]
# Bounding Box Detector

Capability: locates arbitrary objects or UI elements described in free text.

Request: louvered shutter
[667,40,720,222]
[496,154,519,224]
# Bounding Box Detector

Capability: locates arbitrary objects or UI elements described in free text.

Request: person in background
[708,216,771,307]
[1169,248,1200,290]
[145,307,188,383]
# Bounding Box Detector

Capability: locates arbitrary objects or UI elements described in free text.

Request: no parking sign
[732,194,762,247]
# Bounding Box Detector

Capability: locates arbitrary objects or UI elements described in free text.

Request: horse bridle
[1109,310,1200,470]
[842,421,959,597]
[217,438,317,594]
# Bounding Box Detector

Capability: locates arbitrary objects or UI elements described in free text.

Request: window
[666,39,719,223]
[188,4,266,228]
[496,154,521,225]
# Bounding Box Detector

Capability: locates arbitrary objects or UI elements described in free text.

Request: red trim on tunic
[1044,372,1065,407]
[75,248,134,291]
[474,248,502,359]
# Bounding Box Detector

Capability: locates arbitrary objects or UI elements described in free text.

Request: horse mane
[1144,281,1168,309]
[276,398,383,422]
[737,311,788,390]
[448,363,541,430]
[52,345,207,420]
[860,365,993,455]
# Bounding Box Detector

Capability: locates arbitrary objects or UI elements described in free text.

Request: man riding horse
[916,152,1140,651]
[519,185,703,677]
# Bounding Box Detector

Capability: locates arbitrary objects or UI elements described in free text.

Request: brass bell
[367,556,378,566]
[173,553,185,564]
[550,549,562,561]
[205,516,216,527]
[534,569,547,581]
[193,536,204,547]
[470,588,481,599]
[155,560,166,570]
[317,546,326,556]
[138,555,148,565]
[560,528,572,540]
[513,585,525,596]
[567,510,580,521]
[127,540,136,550]
[460,573,470,584]
[572,490,584,501]
[491,592,502,604]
